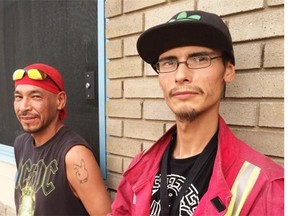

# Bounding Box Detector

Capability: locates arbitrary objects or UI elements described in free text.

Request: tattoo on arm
[73,159,88,184]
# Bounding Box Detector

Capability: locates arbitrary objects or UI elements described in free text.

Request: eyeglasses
[154,55,223,73]
[12,69,62,91]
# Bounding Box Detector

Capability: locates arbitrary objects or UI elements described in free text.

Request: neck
[32,121,64,147]
[173,113,219,159]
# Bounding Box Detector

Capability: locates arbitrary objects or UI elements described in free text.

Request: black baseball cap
[137,10,235,70]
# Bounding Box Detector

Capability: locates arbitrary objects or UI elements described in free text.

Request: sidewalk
[0,161,16,216]
[0,202,16,216]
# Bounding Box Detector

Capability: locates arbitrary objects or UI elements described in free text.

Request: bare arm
[65,145,112,216]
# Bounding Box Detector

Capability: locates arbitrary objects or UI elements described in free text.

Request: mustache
[18,111,37,117]
[169,85,204,97]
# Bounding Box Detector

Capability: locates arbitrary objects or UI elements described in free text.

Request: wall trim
[0,144,15,165]
[97,0,107,179]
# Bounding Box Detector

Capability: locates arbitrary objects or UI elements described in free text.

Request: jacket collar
[123,125,175,191]
[123,116,238,194]
[194,116,238,214]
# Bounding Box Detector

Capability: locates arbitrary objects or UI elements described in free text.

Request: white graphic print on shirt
[150,174,199,216]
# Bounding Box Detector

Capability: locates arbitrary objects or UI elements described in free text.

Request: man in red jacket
[110,10,284,215]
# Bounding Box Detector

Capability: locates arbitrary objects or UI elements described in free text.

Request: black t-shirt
[150,131,218,216]
[14,126,90,215]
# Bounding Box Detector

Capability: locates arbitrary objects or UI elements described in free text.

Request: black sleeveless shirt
[14,126,90,216]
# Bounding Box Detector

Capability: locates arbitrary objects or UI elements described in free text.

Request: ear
[223,62,235,83]
[56,91,67,111]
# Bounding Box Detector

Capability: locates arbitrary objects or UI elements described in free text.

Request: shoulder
[66,144,94,160]
[59,126,89,146]
[128,126,176,168]
[235,139,283,181]
[55,127,91,154]
[219,117,283,180]
[15,132,30,141]
[14,133,31,148]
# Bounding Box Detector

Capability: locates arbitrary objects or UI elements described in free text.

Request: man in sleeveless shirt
[110,11,284,216]
[13,63,111,215]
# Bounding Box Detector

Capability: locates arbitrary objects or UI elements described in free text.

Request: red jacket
[111,117,284,215]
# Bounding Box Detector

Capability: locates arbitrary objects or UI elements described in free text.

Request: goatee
[176,109,198,122]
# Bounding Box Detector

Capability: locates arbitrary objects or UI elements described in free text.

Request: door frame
[97,0,107,179]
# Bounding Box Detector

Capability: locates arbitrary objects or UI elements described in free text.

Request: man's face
[158,46,235,122]
[14,84,61,134]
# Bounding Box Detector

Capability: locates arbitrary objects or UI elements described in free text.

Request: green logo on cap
[168,11,201,23]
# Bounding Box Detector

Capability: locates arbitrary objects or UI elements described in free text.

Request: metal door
[0,0,100,162]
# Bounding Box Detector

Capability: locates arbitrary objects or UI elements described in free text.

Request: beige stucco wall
[105,0,284,199]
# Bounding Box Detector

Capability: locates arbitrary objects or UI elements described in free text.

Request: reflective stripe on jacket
[110,116,284,215]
